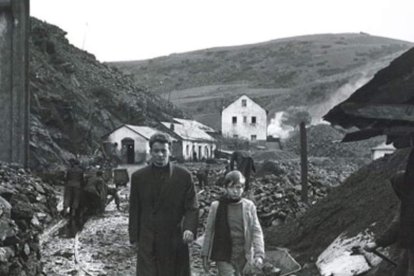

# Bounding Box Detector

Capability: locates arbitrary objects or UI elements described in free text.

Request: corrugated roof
[173,118,216,132]
[161,122,215,142]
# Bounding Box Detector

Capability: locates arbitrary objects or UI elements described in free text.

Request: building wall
[181,140,216,161]
[106,127,149,163]
[221,95,267,141]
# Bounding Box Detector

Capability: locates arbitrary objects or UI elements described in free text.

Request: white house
[221,95,267,141]
[371,142,396,160]
[162,119,217,161]
[102,124,171,164]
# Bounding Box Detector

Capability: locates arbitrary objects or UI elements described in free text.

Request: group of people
[128,133,264,276]
[63,158,121,236]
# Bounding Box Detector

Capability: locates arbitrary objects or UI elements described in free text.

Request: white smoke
[267,111,294,139]
[309,73,373,125]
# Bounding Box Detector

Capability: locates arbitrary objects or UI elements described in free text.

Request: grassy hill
[111,34,413,130]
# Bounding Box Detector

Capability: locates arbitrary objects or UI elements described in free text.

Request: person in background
[202,170,264,276]
[230,151,256,191]
[129,132,199,276]
[63,158,84,234]
[365,149,414,276]
[196,163,210,189]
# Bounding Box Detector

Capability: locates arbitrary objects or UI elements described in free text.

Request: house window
[251,135,257,141]
[232,116,237,124]
[251,116,257,124]
[186,145,190,156]
[242,99,247,107]
[243,116,247,123]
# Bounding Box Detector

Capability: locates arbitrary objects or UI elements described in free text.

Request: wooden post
[0,0,30,167]
[300,121,308,204]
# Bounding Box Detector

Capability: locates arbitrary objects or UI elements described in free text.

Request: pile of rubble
[283,124,384,160]
[193,157,359,231]
[0,162,58,275]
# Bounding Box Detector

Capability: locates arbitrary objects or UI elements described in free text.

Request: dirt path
[40,164,210,275]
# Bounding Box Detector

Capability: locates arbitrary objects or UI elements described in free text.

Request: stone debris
[192,158,358,230]
[0,162,58,275]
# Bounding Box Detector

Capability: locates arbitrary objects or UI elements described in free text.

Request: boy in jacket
[202,170,264,275]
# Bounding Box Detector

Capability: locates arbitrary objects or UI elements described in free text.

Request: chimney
[170,123,175,131]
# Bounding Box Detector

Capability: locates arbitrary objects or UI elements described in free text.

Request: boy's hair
[149,132,172,149]
[223,170,245,188]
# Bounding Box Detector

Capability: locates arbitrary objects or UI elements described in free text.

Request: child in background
[202,170,265,275]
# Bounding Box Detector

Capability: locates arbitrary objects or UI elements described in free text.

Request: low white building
[102,124,170,164]
[162,119,217,161]
[221,95,267,141]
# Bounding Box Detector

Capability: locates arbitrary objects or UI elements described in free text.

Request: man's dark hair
[149,132,172,149]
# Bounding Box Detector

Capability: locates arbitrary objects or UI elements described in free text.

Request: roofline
[124,125,153,140]
[160,122,216,142]
[101,124,127,140]
[102,124,159,141]
[222,94,265,111]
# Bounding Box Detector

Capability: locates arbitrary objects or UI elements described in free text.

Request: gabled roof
[161,122,215,142]
[102,124,174,141]
[172,118,216,133]
[124,125,161,140]
[222,94,266,111]
[323,47,414,147]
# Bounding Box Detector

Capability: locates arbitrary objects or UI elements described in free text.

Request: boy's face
[226,183,244,199]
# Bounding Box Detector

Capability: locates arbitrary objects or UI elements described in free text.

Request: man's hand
[364,242,378,253]
[202,256,210,272]
[253,256,263,268]
[182,230,194,243]
[130,242,139,252]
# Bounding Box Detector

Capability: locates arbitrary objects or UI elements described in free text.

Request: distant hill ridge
[111,33,413,130]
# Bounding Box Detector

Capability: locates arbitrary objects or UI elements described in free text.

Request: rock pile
[0,162,58,275]
[192,157,359,230]
[283,124,384,160]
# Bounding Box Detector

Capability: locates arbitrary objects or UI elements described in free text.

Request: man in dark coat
[230,150,256,191]
[365,149,414,276]
[129,133,199,276]
[63,158,84,234]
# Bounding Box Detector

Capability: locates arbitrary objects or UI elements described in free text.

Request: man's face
[150,142,170,167]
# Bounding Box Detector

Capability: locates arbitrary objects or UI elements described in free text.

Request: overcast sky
[31,0,414,62]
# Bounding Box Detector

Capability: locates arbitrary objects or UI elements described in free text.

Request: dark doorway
[198,146,202,160]
[122,138,135,164]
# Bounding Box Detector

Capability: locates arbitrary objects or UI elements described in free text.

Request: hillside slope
[30,18,184,170]
[111,34,412,129]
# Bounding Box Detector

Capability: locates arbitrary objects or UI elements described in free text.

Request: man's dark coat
[230,151,256,190]
[129,163,199,276]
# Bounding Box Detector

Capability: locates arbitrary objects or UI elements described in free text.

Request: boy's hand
[182,230,194,243]
[202,256,210,272]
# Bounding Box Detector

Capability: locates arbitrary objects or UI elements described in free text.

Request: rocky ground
[38,157,361,275]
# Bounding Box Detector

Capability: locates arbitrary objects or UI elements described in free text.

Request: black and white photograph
[0,0,413,275]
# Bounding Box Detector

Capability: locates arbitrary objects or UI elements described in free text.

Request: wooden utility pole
[0,0,30,167]
[300,121,308,204]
